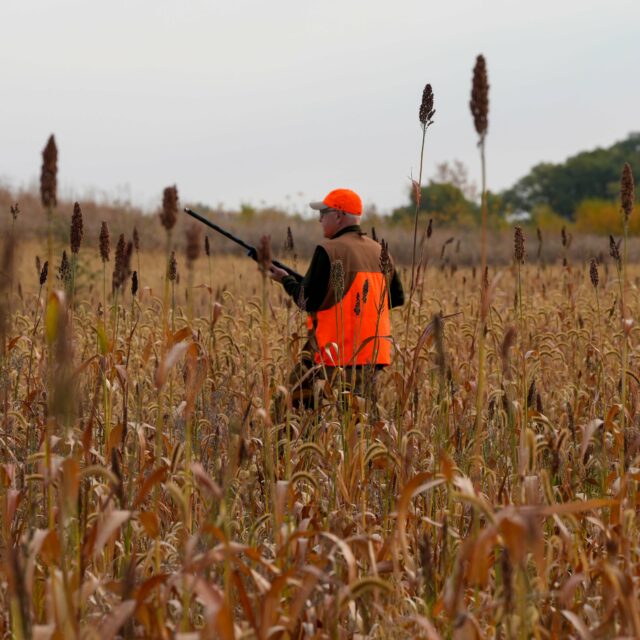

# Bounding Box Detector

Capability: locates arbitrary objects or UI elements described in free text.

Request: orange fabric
[322,189,363,216]
[308,271,391,366]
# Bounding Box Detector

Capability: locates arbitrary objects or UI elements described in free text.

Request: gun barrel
[184,207,302,279]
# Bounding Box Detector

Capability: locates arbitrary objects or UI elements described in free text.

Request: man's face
[319,208,342,238]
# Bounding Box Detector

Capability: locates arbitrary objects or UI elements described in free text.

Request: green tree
[502,132,640,219]
[392,181,478,226]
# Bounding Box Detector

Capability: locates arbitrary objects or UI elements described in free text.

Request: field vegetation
[0,58,639,639]
[0,191,639,638]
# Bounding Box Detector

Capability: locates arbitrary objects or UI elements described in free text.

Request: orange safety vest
[307,232,392,367]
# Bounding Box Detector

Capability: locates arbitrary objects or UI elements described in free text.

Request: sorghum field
[0,200,639,639]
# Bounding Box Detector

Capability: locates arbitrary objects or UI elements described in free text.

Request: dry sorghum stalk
[124,241,133,281]
[160,186,179,231]
[168,251,178,282]
[433,312,446,376]
[536,227,543,258]
[470,55,489,140]
[99,222,110,262]
[331,260,345,300]
[70,202,83,254]
[620,162,635,221]
[186,224,201,266]
[40,135,58,209]
[256,235,272,274]
[419,84,436,128]
[514,226,525,264]
[112,234,126,291]
[590,259,599,288]
[296,284,306,310]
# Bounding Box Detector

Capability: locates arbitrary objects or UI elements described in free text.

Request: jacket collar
[330,225,363,239]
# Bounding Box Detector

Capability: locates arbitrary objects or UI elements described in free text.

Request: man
[269,188,404,405]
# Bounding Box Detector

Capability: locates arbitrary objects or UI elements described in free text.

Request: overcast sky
[1,0,638,215]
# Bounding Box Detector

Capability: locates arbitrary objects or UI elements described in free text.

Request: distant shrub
[530,204,567,232]
[574,198,640,235]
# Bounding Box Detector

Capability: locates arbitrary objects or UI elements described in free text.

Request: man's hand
[268,265,289,282]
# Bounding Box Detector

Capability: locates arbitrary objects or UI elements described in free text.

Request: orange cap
[309,188,363,216]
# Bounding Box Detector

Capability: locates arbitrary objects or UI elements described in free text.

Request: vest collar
[329,225,363,239]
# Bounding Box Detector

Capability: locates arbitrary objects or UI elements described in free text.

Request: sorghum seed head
[40,134,58,209]
[609,235,621,268]
[354,292,361,317]
[186,223,201,265]
[285,226,294,252]
[256,235,272,274]
[131,271,138,297]
[589,258,599,288]
[419,83,436,127]
[133,226,140,252]
[527,378,536,408]
[331,259,345,299]
[379,239,392,276]
[561,226,568,248]
[10,203,19,221]
[470,55,489,139]
[168,251,177,282]
[204,235,210,257]
[514,226,525,264]
[160,185,178,231]
[620,162,635,221]
[99,222,110,262]
[58,250,70,283]
[362,279,369,304]
[427,218,433,239]
[40,261,49,286]
[36,256,41,274]
[70,202,83,254]
[501,326,517,365]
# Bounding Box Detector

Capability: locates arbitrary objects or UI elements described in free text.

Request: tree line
[392,132,640,232]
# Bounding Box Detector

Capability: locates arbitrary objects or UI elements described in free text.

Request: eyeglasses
[319,208,339,221]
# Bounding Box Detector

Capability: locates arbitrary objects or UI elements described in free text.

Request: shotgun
[184,207,302,279]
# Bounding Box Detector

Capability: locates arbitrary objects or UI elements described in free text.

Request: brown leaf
[155,340,191,389]
[133,467,168,508]
[92,509,131,559]
[138,511,160,538]
[98,600,137,640]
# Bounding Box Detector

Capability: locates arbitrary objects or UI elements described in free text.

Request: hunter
[269,188,404,406]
